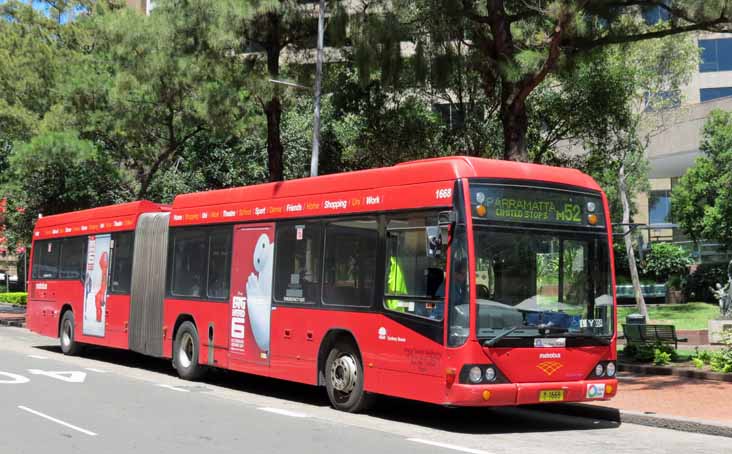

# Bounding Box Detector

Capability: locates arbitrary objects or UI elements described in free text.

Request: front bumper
[444,379,618,406]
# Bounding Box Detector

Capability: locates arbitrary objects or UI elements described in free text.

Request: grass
[617,302,719,331]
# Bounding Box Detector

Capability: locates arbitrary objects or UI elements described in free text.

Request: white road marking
[0,371,30,384]
[407,438,495,454]
[28,355,48,360]
[18,406,97,436]
[258,407,309,418]
[157,384,190,392]
[28,369,87,383]
[84,368,107,373]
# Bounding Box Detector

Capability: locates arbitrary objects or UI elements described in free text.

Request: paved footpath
[592,372,732,424]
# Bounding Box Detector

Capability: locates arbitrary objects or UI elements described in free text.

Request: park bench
[621,323,688,350]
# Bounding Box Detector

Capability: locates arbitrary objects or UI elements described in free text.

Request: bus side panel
[265,309,448,404]
[100,294,131,349]
[26,280,59,338]
[162,298,231,368]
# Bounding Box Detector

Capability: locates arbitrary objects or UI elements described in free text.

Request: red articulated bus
[27,157,618,412]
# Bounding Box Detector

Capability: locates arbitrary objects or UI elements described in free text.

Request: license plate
[539,390,565,402]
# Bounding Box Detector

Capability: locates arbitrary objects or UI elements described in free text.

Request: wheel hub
[179,333,193,368]
[62,320,71,347]
[330,354,358,393]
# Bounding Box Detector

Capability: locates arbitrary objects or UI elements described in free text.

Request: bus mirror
[426,226,442,257]
[438,210,456,227]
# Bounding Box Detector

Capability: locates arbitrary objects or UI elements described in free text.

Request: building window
[432,103,466,129]
[700,87,732,102]
[699,39,732,73]
[322,219,378,307]
[649,190,672,225]
[643,5,671,25]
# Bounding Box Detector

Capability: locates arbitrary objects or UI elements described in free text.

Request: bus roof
[33,201,168,240]
[172,157,602,210]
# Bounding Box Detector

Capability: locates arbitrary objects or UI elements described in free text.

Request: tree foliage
[672,109,732,249]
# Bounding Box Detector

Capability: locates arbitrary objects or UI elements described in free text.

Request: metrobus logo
[536,361,563,376]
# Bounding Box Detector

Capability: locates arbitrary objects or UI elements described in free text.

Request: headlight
[606,362,616,377]
[587,201,596,212]
[484,367,496,382]
[468,366,483,383]
[595,364,605,377]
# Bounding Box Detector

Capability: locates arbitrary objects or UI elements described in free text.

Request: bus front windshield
[473,228,613,342]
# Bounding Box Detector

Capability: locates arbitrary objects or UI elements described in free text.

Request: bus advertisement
[26,157,618,412]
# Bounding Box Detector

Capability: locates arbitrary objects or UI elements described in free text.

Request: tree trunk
[619,163,648,318]
[502,100,529,162]
[264,96,284,182]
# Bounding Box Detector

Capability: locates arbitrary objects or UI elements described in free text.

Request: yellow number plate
[539,390,565,402]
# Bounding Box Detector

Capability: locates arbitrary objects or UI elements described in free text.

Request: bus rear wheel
[173,321,207,381]
[324,342,373,413]
[59,310,83,356]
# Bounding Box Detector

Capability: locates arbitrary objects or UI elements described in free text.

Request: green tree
[672,109,732,250]
[355,0,732,161]
[47,2,256,198]
[1,131,131,245]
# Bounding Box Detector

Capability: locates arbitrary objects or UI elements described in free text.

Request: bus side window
[170,229,208,298]
[322,219,377,308]
[383,213,447,319]
[274,222,322,304]
[32,239,61,280]
[59,237,86,280]
[206,228,232,300]
[110,232,134,294]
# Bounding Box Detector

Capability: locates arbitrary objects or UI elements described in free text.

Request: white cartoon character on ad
[246,233,274,352]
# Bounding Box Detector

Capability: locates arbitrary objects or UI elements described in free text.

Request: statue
[711,260,732,319]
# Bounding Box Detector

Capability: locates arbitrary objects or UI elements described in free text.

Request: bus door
[228,223,275,367]
[82,234,111,338]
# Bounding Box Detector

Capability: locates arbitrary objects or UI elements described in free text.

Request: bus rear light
[445,368,457,387]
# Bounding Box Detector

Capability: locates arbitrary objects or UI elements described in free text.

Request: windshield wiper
[483,325,526,347]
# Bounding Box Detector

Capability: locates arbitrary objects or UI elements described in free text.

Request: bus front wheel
[324,342,372,413]
[173,321,207,381]
[59,310,83,356]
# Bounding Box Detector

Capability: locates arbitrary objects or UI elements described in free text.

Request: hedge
[0,292,27,305]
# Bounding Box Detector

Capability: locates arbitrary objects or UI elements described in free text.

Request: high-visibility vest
[386,256,408,312]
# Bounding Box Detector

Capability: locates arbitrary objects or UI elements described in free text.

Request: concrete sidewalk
[540,371,732,438]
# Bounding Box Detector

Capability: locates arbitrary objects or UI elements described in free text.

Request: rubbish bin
[626,313,646,325]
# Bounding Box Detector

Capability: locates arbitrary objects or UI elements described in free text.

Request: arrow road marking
[18,406,97,436]
[0,371,30,384]
[258,407,309,418]
[28,369,87,383]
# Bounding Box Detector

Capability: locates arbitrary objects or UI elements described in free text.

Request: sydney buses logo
[536,361,563,376]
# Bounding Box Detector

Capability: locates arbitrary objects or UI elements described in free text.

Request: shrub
[693,357,705,369]
[654,349,672,365]
[684,262,729,303]
[0,292,27,305]
[641,243,693,284]
[709,332,732,374]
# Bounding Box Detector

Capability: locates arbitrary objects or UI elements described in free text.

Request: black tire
[59,310,83,356]
[173,321,207,381]
[324,342,373,413]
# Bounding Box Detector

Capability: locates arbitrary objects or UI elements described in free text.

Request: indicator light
[476,192,486,204]
[588,214,598,225]
[595,364,605,377]
[606,362,616,377]
[469,366,483,383]
[445,368,457,387]
[482,390,492,401]
[484,367,497,382]
[587,201,596,212]
[606,385,614,394]
[476,205,487,217]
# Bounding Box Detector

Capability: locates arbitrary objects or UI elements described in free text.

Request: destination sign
[470,185,605,227]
